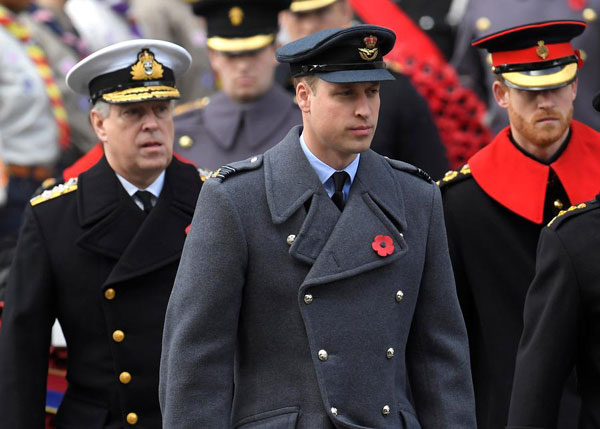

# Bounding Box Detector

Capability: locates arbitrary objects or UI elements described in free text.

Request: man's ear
[90,109,108,143]
[492,80,510,109]
[571,78,578,101]
[295,81,312,113]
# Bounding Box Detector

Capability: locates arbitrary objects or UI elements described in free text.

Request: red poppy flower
[371,235,394,257]
[185,224,191,235]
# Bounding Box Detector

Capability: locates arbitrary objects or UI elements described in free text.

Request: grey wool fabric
[160,126,475,428]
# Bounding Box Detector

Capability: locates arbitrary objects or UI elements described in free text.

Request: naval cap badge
[130,49,164,80]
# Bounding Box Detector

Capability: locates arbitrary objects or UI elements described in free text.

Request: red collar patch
[469,120,600,224]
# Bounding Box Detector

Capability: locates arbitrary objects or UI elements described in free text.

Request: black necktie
[135,190,154,214]
[330,171,348,212]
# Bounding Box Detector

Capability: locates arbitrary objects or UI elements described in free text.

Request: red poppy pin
[371,235,394,257]
[185,224,191,235]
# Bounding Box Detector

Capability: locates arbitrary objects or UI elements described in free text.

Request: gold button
[382,405,390,416]
[119,372,132,384]
[583,8,597,22]
[579,49,588,62]
[554,199,564,210]
[331,407,338,416]
[318,349,328,361]
[178,135,193,148]
[113,330,125,343]
[104,288,116,300]
[476,16,491,32]
[126,412,138,425]
[395,290,404,302]
[386,348,394,359]
[286,234,296,245]
[304,294,313,305]
[250,156,258,163]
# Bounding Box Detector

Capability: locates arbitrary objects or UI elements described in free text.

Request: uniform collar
[203,84,297,150]
[469,120,600,224]
[116,171,165,199]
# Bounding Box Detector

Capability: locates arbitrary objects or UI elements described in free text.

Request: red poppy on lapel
[372,235,394,257]
[185,224,191,235]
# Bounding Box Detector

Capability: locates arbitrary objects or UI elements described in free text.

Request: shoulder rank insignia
[384,157,433,183]
[547,202,592,228]
[173,96,210,117]
[210,155,263,183]
[437,164,472,187]
[30,177,78,206]
[198,168,212,182]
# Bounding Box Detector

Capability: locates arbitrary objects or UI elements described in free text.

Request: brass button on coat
[126,412,138,425]
[386,348,394,359]
[104,288,116,300]
[583,8,597,22]
[286,234,296,245]
[331,407,338,416]
[113,330,125,343]
[303,294,313,305]
[554,199,564,210]
[382,405,391,416]
[395,290,404,302]
[318,349,328,361]
[119,372,132,384]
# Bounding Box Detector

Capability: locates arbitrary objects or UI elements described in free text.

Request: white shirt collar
[116,171,165,198]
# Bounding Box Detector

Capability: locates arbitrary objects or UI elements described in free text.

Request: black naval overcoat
[274,64,449,180]
[508,195,600,429]
[0,156,202,428]
[440,121,600,429]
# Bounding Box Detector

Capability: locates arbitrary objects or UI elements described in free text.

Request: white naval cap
[66,39,192,104]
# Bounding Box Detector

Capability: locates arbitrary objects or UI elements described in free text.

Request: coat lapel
[76,157,199,286]
[302,150,409,286]
[103,158,200,286]
[265,126,341,265]
[76,157,146,259]
[265,128,409,283]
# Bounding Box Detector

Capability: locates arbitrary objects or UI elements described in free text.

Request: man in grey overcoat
[160,24,476,428]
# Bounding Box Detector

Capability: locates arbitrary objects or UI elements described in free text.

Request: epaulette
[385,157,433,183]
[437,164,472,187]
[30,177,78,207]
[198,167,212,183]
[173,96,210,117]
[210,155,263,183]
[547,200,597,228]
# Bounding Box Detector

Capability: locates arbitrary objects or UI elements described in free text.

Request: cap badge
[358,35,378,61]
[130,49,164,81]
[229,7,244,26]
[536,41,549,60]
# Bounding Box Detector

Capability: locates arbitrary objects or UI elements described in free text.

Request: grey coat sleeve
[0,205,54,428]
[406,185,476,427]
[159,179,248,428]
[507,228,579,428]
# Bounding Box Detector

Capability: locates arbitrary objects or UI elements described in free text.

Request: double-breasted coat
[0,156,202,428]
[160,126,475,428]
[508,195,600,428]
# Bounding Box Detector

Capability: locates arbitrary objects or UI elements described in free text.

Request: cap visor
[317,68,395,83]
[102,85,180,104]
[501,62,577,91]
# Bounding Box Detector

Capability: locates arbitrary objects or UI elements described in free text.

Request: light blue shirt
[300,133,359,202]
[116,171,165,210]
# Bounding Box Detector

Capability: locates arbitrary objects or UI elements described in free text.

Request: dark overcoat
[440,122,600,429]
[508,196,600,429]
[0,156,202,428]
[160,126,475,428]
